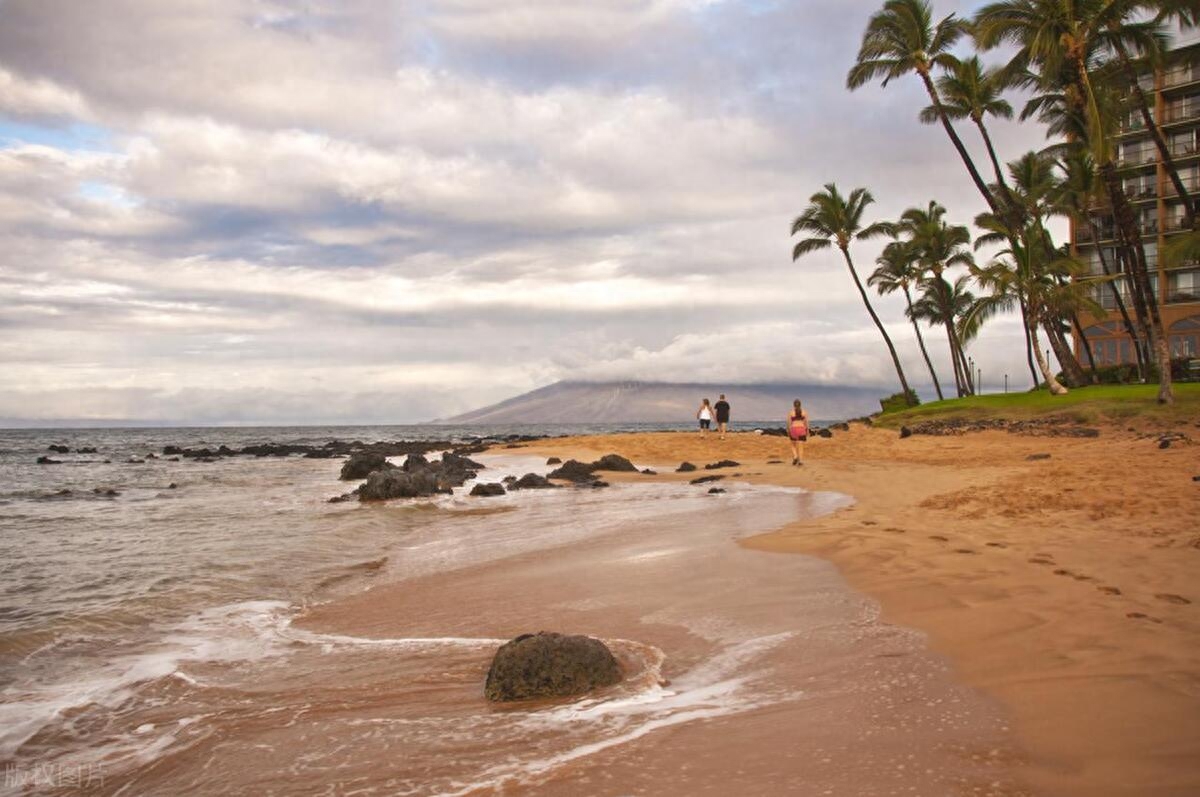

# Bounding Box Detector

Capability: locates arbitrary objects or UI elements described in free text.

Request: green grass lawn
[874,383,1200,428]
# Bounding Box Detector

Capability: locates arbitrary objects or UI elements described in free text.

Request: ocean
[0,425,1023,795]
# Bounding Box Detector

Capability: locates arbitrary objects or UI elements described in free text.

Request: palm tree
[792,184,917,405]
[970,236,1076,395]
[919,55,1015,194]
[899,201,976,395]
[1054,149,1148,376]
[870,239,946,400]
[909,273,979,397]
[974,0,1175,403]
[847,0,1003,218]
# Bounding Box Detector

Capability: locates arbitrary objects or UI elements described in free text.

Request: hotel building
[1072,38,1200,367]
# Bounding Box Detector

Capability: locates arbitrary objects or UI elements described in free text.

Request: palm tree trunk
[1029,312,1068,395]
[1071,309,1098,378]
[1113,40,1196,226]
[975,117,1012,198]
[839,247,916,405]
[903,286,944,401]
[956,336,974,394]
[1045,319,1087,387]
[919,71,1002,217]
[945,323,966,396]
[1098,161,1174,403]
[1018,296,1040,386]
[1088,218,1147,378]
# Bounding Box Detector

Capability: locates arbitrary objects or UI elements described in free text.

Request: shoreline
[508,423,1200,796]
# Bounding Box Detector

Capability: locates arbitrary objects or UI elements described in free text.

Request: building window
[1168,270,1200,303]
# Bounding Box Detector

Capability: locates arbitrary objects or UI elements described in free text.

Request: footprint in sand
[1154,593,1191,605]
[884,526,906,534]
[1098,586,1122,596]
[1029,557,1054,566]
[929,534,949,542]
[861,520,878,526]
[1126,612,1164,623]
[954,548,977,555]
[986,541,1008,548]
[766,459,784,464]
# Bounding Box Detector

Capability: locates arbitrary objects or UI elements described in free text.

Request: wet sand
[509,423,1200,797]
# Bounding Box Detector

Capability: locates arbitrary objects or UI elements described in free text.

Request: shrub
[879,389,920,414]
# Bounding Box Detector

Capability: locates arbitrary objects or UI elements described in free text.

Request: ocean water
[0,425,1024,795]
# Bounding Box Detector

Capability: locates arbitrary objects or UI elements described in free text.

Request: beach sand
[509,422,1200,797]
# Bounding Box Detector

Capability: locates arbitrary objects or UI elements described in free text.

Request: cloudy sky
[0,0,1064,424]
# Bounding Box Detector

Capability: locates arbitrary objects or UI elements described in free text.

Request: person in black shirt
[714,394,731,440]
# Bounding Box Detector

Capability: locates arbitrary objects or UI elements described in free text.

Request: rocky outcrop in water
[469,483,506,497]
[358,468,446,501]
[340,452,395,481]
[484,632,622,702]
[675,462,697,472]
[509,473,557,490]
[547,460,599,483]
[591,454,636,472]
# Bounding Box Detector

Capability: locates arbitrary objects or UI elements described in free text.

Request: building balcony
[1117,150,1160,168]
[1164,216,1194,234]
[1162,175,1200,198]
[1163,104,1200,125]
[1164,65,1198,90]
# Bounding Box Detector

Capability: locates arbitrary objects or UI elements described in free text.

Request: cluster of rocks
[152,434,548,464]
[898,417,1100,439]
[703,459,740,470]
[484,632,622,702]
[332,451,488,502]
[541,454,639,487]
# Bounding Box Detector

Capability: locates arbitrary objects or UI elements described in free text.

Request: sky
[0,0,1065,425]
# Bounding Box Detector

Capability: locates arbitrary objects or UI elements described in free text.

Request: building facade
[1072,39,1200,368]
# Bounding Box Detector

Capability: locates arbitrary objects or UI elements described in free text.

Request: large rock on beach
[703,459,740,470]
[509,473,557,490]
[591,454,637,472]
[340,452,395,480]
[484,632,622,702]
[547,459,598,483]
[358,468,446,501]
[675,462,697,473]
[469,482,506,497]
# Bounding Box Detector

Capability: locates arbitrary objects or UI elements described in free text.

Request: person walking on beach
[714,394,731,440]
[787,399,809,465]
[696,398,714,435]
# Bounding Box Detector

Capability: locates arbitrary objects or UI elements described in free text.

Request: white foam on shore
[442,632,801,796]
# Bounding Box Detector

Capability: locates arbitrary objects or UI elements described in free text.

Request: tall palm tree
[900,201,977,395]
[848,0,1003,218]
[970,236,1076,395]
[909,273,979,397]
[919,55,1015,194]
[792,184,917,405]
[1054,149,1148,376]
[974,0,1175,403]
[870,240,946,400]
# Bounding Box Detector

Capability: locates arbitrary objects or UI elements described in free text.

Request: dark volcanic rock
[703,460,740,470]
[502,475,517,484]
[469,482,506,497]
[546,457,562,465]
[442,452,485,471]
[340,452,395,481]
[484,632,622,702]
[591,454,636,472]
[579,480,610,489]
[36,456,61,464]
[834,422,850,432]
[47,445,69,454]
[510,473,557,490]
[358,468,446,501]
[641,468,657,475]
[402,453,429,471]
[899,426,912,439]
[707,487,726,494]
[1159,439,1172,450]
[1026,453,1052,461]
[76,447,98,454]
[757,428,788,437]
[547,460,597,483]
[689,475,725,485]
[675,462,697,473]
[816,428,833,439]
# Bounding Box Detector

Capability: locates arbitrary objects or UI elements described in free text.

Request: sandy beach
[507,421,1200,797]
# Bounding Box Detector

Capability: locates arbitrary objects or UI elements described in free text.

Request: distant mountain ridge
[438,381,888,424]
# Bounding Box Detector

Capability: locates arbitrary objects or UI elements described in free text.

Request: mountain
[437,381,889,424]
